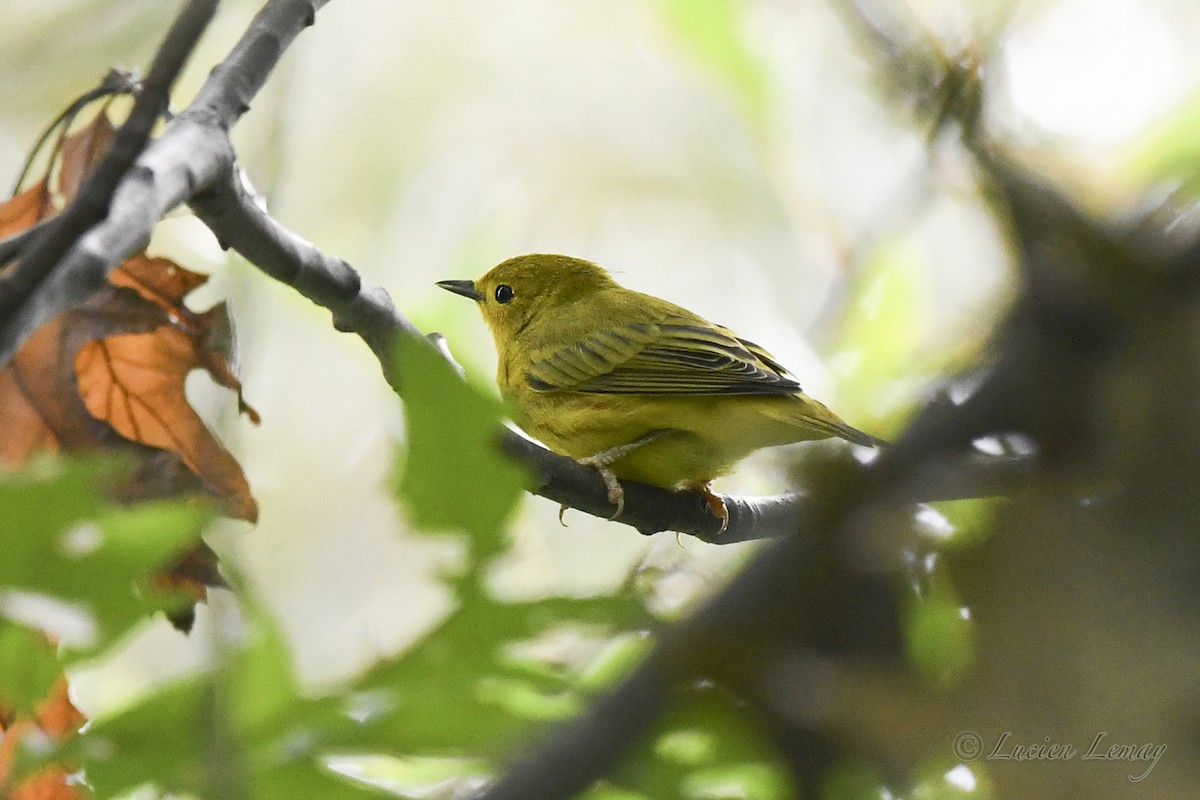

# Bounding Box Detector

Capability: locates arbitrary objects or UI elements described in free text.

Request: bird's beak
[436,279,484,301]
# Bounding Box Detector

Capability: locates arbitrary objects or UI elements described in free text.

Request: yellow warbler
[438,254,880,528]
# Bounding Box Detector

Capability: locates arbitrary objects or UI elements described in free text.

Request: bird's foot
[578,431,668,520]
[576,454,627,518]
[697,483,728,534]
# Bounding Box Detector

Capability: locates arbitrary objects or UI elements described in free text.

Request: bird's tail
[793,392,886,448]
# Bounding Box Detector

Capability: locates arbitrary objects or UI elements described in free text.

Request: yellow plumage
[438,254,879,524]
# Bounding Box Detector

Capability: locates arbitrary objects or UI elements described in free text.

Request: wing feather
[525,314,802,396]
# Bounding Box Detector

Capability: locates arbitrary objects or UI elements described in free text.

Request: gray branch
[0,0,330,367]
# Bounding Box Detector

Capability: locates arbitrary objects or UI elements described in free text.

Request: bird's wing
[525,316,802,395]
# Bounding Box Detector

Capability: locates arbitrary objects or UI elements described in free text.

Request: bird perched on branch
[438,254,881,530]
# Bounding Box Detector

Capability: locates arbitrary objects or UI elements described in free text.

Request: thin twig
[0,218,56,268]
[0,0,219,337]
[0,0,329,368]
[8,67,142,197]
[189,150,1029,542]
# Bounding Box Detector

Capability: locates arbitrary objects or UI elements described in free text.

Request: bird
[437,254,881,531]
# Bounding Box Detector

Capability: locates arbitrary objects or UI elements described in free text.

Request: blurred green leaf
[348,591,648,755]
[0,458,209,656]
[576,631,654,691]
[821,762,890,800]
[908,762,990,800]
[654,728,716,767]
[474,676,582,721]
[578,786,654,800]
[58,604,385,800]
[679,761,792,800]
[0,619,61,716]
[829,238,925,428]
[71,678,208,796]
[904,591,975,689]
[610,685,797,800]
[391,335,529,555]
[250,760,387,800]
[226,611,302,737]
[326,754,490,798]
[926,498,1002,550]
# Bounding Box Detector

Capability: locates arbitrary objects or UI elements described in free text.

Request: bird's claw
[597,465,625,519]
[578,455,627,520]
[698,483,728,534]
[578,431,670,522]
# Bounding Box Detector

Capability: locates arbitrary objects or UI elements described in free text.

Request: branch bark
[0,0,219,363]
[0,0,330,368]
[188,136,1030,543]
[12,1,1190,797]
[0,0,1028,548]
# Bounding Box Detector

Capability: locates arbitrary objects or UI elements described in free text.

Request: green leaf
[349,592,647,755]
[326,754,490,799]
[926,498,1002,550]
[904,591,975,689]
[251,760,389,800]
[821,762,890,800]
[59,604,385,799]
[908,762,991,800]
[609,684,797,800]
[390,335,529,553]
[829,238,926,428]
[578,786,654,800]
[0,458,209,655]
[69,677,208,796]
[679,761,792,800]
[654,728,716,767]
[0,619,61,716]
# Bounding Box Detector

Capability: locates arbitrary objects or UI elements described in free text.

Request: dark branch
[186,147,1029,543]
[8,67,142,200]
[0,0,218,360]
[471,2,1200,796]
[0,0,1028,551]
[189,163,416,368]
[0,0,330,368]
[188,0,327,129]
[0,218,57,268]
[476,651,675,800]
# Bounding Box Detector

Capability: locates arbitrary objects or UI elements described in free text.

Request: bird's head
[437,254,618,344]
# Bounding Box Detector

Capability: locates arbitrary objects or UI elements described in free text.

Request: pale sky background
[3,0,1199,708]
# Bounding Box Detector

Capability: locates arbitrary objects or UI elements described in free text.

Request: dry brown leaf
[0,97,252,797]
[75,321,257,521]
[57,111,114,201]
[10,771,84,800]
[0,678,85,800]
[0,108,259,521]
[33,678,84,738]
[0,186,46,238]
[109,254,208,318]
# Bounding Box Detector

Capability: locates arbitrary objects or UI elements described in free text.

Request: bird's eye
[495,284,514,304]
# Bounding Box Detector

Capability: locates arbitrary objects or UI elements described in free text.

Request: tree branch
[188,148,1029,542]
[189,164,415,368]
[0,0,1028,551]
[0,0,219,363]
[0,0,329,368]
[470,2,1200,796]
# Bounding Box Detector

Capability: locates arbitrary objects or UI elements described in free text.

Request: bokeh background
[4,0,1200,769]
